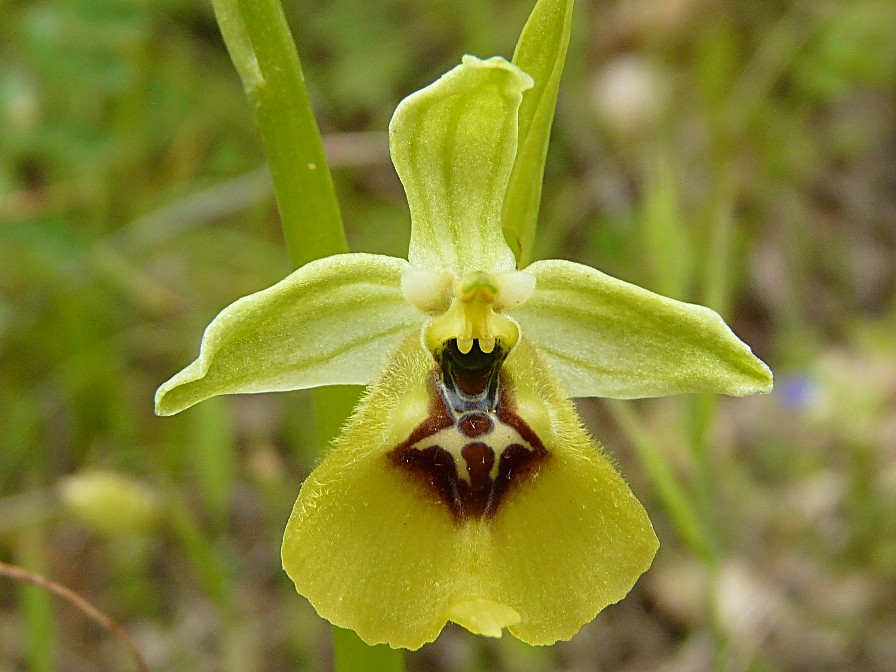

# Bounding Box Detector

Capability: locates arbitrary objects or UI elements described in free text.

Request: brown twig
[0,560,149,672]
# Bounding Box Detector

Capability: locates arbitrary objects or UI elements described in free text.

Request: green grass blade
[211,3,402,669]
[212,0,347,267]
[605,400,713,561]
[18,529,54,672]
[503,0,574,267]
[333,627,405,672]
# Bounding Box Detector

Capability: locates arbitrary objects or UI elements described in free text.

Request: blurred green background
[1,0,895,670]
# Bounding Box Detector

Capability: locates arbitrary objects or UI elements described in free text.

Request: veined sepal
[282,334,658,649]
[511,259,773,398]
[390,55,532,277]
[154,253,425,416]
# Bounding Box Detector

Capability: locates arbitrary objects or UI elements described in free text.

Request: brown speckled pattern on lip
[388,342,548,522]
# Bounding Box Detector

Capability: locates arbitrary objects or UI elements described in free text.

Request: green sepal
[154,253,423,416]
[502,0,575,266]
[390,56,531,277]
[511,259,773,398]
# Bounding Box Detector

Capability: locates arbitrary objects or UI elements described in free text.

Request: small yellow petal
[448,599,520,638]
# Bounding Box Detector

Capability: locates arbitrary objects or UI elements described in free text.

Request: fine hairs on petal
[282,336,658,649]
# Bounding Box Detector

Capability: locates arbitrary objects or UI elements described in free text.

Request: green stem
[688,194,729,537]
[692,152,738,671]
[687,183,729,542]
[211,0,347,267]
[18,528,54,672]
[211,2,403,670]
[605,401,713,562]
[333,627,405,672]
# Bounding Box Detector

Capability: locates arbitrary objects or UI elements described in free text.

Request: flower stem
[211,2,403,670]
[334,627,406,672]
[211,0,347,267]
[606,401,713,562]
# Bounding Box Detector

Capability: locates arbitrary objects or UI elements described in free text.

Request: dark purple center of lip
[458,413,494,437]
[388,339,547,522]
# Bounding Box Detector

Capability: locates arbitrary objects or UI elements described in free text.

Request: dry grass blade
[0,560,149,672]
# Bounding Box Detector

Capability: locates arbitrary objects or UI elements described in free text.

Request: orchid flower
[155,54,771,650]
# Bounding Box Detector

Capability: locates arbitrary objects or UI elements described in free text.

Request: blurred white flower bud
[1,72,40,136]
[59,470,162,536]
[591,54,667,137]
